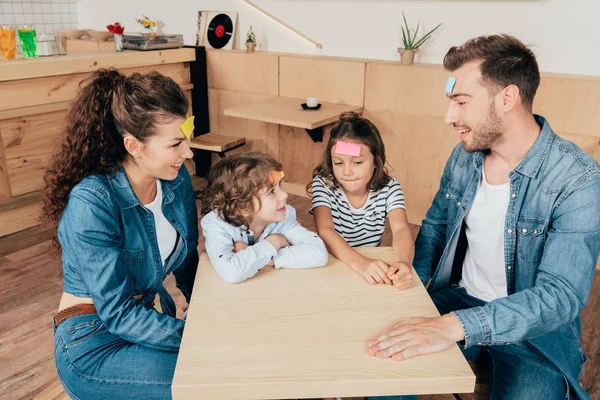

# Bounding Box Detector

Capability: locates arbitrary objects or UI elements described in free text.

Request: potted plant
[245,26,256,52]
[398,12,442,65]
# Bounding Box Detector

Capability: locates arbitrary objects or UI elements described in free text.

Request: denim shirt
[414,116,600,398]
[58,166,199,352]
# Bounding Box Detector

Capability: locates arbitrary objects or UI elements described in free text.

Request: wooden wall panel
[534,76,600,138]
[363,109,459,222]
[0,63,191,112]
[208,89,279,160]
[278,125,331,186]
[207,50,279,95]
[0,133,11,199]
[0,111,65,196]
[279,56,366,106]
[365,62,449,116]
[0,198,41,237]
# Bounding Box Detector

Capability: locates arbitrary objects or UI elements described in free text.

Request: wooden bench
[189,132,245,158]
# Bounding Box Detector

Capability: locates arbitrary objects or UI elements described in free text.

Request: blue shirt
[414,115,600,400]
[58,166,199,352]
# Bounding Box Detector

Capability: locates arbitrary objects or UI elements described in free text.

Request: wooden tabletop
[173,247,475,399]
[222,96,363,130]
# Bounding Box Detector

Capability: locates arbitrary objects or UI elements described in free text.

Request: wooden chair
[189,132,245,158]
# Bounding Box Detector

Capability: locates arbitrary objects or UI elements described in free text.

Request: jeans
[430,286,569,400]
[54,314,178,400]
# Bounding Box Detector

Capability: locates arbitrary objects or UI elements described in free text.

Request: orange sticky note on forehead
[269,170,285,183]
[180,116,195,139]
[335,140,361,157]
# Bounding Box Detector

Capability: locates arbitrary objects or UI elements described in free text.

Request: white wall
[77,0,600,75]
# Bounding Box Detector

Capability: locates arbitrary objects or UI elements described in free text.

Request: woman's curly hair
[200,152,283,228]
[41,68,188,250]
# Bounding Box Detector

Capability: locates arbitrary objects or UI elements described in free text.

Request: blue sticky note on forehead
[445,77,456,93]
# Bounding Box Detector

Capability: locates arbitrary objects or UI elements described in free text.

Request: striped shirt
[310,175,405,247]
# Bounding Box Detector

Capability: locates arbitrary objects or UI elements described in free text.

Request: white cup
[306,97,318,108]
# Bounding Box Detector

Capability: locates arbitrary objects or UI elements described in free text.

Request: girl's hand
[233,241,248,253]
[265,234,290,251]
[352,258,392,285]
[387,262,413,290]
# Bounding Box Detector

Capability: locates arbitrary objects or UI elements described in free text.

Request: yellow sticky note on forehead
[180,116,195,139]
[269,170,285,184]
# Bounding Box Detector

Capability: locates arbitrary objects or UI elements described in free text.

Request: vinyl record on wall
[197,11,238,50]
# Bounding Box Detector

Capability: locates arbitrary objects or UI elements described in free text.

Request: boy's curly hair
[200,152,283,228]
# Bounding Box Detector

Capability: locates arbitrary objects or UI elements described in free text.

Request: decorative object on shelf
[17,24,37,58]
[135,15,157,36]
[86,30,113,41]
[397,12,442,65]
[0,25,17,59]
[245,26,256,52]
[302,98,321,110]
[54,31,67,55]
[196,11,237,50]
[306,97,318,108]
[59,29,87,39]
[107,22,125,52]
[242,0,322,49]
[301,103,322,111]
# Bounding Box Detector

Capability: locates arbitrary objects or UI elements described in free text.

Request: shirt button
[507,228,513,234]
[511,193,517,198]
[457,202,461,206]
[505,342,511,345]
[477,342,483,345]
[445,193,450,198]
[534,230,537,235]
[522,228,528,233]
[507,266,512,270]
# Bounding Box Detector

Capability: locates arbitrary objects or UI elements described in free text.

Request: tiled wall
[0,0,77,36]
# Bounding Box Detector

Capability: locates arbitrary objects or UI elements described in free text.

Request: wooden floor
[0,180,598,400]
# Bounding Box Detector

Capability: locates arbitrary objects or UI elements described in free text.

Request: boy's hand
[386,262,413,290]
[265,234,290,251]
[233,241,248,253]
[352,258,392,285]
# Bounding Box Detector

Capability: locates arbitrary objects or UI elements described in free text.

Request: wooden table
[222,96,363,142]
[173,247,475,399]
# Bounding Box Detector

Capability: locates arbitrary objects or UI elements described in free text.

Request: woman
[42,69,199,399]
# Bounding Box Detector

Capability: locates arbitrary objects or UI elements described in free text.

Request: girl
[43,69,199,399]
[309,112,414,290]
[200,152,328,283]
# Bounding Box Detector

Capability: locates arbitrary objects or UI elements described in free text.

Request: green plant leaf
[401,26,409,48]
[412,22,442,48]
[412,22,420,45]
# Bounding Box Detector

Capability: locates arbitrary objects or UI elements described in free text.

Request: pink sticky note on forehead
[335,141,361,157]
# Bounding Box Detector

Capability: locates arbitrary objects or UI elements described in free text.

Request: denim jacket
[414,116,600,399]
[58,166,199,352]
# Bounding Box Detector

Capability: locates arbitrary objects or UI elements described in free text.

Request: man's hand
[386,262,413,290]
[351,258,392,285]
[366,314,465,361]
[233,241,248,253]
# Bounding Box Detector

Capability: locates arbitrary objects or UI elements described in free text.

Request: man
[366,34,600,399]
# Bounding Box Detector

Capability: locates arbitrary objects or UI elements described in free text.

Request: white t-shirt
[459,165,510,302]
[144,180,177,266]
[310,175,405,247]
